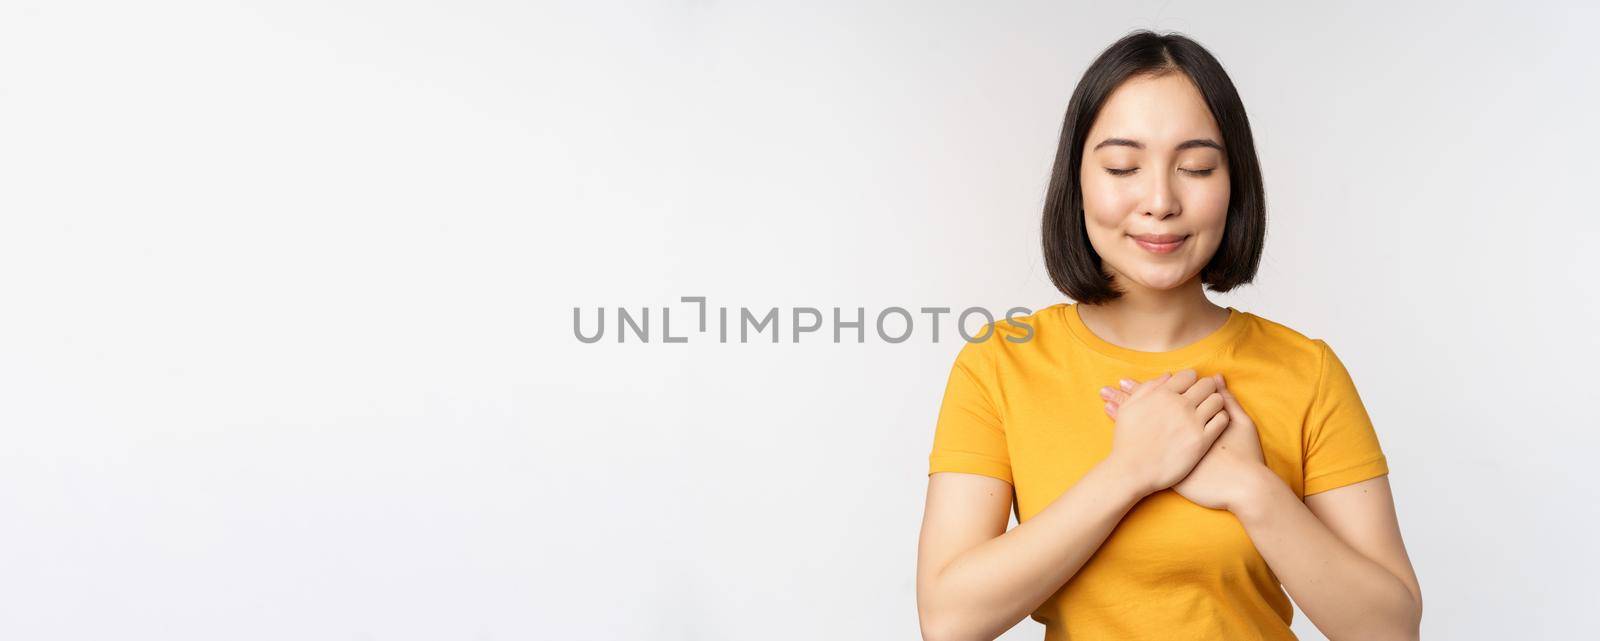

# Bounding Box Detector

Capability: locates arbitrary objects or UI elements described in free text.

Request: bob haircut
[1042,30,1266,304]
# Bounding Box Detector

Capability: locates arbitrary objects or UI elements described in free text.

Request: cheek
[1189,183,1231,233]
[1079,176,1132,228]
[1197,174,1231,206]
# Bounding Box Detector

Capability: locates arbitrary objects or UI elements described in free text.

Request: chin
[1121,268,1195,291]
[1132,281,1187,292]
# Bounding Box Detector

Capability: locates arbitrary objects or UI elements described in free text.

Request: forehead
[1087,72,1222,146]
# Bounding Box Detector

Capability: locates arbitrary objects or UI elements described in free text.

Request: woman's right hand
[1099,369,1230,497]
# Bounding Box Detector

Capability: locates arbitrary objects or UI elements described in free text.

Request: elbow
[1406,589,1424,640]
[1335,585,1423,641]
[920,612,1000,641]
[1396,578,1424,640]
[920,623,974,641]
[918,610,951,641]
[915,582,941,641]
[916,572,965,641]
[918,603,961,641]
[1380,588,1423,641]
[918,603,983,641]
[916,568,1006,641]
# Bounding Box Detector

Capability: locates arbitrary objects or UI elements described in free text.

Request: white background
[2,1,1597,639]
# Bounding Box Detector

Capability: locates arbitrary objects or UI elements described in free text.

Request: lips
[1129,233,1188,254]
[1130,233,1186,243]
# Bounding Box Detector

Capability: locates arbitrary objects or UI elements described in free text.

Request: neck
[1076,273,1230,352]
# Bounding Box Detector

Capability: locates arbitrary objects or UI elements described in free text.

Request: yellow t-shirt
[927,302,1389,640]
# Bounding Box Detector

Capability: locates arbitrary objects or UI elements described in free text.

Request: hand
[1101,373,1269,511]
[1099,369,1231,497]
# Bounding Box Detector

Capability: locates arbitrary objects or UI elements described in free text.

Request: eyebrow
[1092,137,1224,152]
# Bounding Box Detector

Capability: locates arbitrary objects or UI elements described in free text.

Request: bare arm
[1234,470,1424,641]
[915,461,1148,641]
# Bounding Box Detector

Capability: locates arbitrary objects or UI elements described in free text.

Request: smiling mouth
[1129,234,1189,254]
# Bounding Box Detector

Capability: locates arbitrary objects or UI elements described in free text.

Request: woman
[916,31,1423,641]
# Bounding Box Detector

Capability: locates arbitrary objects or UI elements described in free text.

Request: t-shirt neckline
[1060,302,1248,369]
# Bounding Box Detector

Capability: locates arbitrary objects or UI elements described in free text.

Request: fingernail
[1119,379,1135,391]
[1099,387,1113,399]
[1104,401,1115,413]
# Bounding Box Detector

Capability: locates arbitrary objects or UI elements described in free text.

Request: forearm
[1233,469,1422,641]
[925,460,1148,641]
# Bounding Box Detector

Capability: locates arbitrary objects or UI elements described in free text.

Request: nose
[1142,168,1181,220]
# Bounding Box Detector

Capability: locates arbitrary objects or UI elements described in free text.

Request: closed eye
[1103,167,1216,177]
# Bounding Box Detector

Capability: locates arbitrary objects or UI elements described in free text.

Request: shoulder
[945,304,1059,366]
[1235,310,1324,354]
[990,303,1056,344]
[1233,308,1338,374]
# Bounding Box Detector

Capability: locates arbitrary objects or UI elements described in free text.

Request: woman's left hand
[1099,373,1270,512]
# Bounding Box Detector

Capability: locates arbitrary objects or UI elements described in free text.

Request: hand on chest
[1004,364,1310,518]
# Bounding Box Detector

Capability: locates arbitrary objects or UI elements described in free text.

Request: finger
[1214,377,1260,444]
[1219,388,1247,422]
[1118,378,1138,393]
[1202,407,1231,443]
[1134,373,1172,397]
[1161,368,1199,393]
[1215,375,1245,414]
[1195,391,1224,419]
[1099,385,1131,406]
[1181,375,1218,405]
[1099,382,1129,420]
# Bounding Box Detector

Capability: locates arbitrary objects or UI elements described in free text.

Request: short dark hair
[1042,30,1266,304]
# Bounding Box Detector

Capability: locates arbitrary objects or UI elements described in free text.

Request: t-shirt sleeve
[927,338,1013,485]
[1302,339,1390,495]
